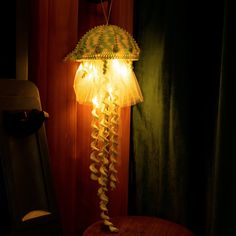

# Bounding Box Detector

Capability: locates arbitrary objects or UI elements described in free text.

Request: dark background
[1,1,236,235]
[0,2,16,78]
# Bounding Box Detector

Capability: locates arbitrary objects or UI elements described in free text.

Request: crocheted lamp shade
[65,25,140,61]
[65,24,143,107]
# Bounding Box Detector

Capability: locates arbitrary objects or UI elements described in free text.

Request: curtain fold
[208,0,236,235]
[130,0,236,235]
[130,0,189,223]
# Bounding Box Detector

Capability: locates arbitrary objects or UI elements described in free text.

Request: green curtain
[129,0,236,235]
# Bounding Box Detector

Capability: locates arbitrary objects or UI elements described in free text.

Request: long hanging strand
[91,60,118,232]
[98,93,119,232]
[109,87,119,190]
[98,95,110,225]
[90,106,100,181]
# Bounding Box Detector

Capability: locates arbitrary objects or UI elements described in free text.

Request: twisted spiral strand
[108,89,119,191]
[88,61,119,232]
[89,106,100,181]
[98,93,119,232]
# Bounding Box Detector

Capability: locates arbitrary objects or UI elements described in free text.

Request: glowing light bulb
[111,59,129,77]
[92,96,100,108]
[120,64,128,77]
[78,63,83,71]
[112,59,120,72]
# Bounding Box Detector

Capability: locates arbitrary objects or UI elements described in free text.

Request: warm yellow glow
[92,96,100,108]
[78,63,83,70]
[73,59,143,107]
[112,59,129,77]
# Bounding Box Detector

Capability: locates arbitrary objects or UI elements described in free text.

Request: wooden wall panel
[29,1,79,235]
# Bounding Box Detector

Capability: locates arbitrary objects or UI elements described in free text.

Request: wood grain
[29,0,79,235]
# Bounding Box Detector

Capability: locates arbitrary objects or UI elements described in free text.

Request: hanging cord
[101,0,113,25]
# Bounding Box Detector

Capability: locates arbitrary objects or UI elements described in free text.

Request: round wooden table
[83,216,194,236]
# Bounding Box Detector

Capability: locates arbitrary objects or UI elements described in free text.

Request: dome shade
[65,25,140,61]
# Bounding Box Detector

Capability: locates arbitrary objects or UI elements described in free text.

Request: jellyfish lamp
[65,25,143,232]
